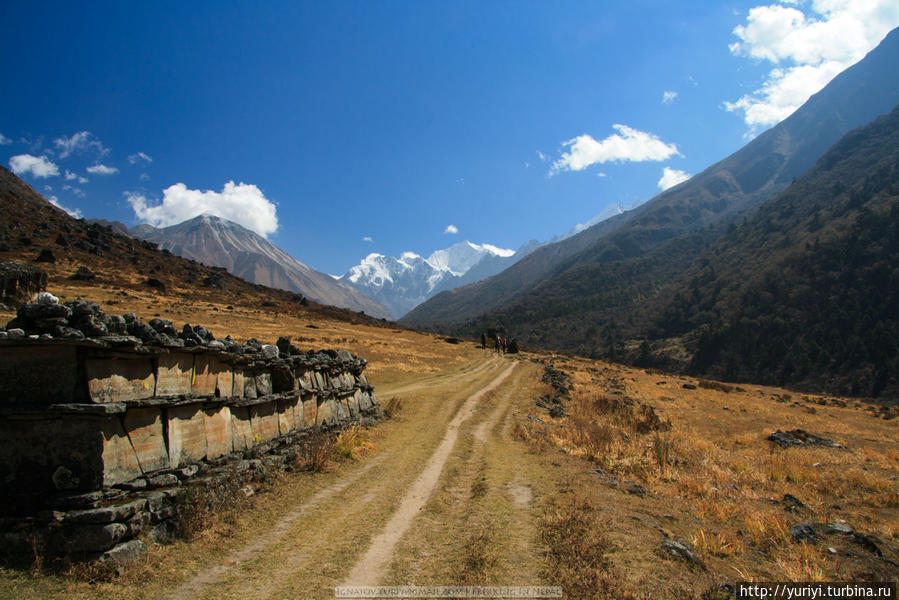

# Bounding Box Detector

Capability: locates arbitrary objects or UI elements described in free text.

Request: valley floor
[1,284,897,599]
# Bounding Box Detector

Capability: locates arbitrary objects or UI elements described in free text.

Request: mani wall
[0,293,379,564]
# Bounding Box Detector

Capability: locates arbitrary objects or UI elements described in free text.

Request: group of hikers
[479,329,517,354]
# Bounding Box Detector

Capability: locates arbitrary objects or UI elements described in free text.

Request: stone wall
[0,261,46,308]
[0,299,379,564]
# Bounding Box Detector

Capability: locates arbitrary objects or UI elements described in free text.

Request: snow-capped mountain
[427,242,515,275]
[130,214,391,318]
[341,240,530,319]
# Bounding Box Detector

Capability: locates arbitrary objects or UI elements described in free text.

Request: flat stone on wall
[203,406,233,460]
[230,406,254,452]
[123,408,169,473]
[86,357,155,403]
[155,354,192,397]
[250,401,279,443]
[254,372,273,397]
[277,397,297,436]
[0,416,104,493]
[193,354,231,397]
[0,345,80,405]
[100,418,144,487]
[231,368,247,398]
[167,405,208,468]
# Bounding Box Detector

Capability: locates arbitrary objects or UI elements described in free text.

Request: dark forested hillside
[402,27,899,331]
[651,106,899,397]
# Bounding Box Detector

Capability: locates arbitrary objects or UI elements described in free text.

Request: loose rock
[71,266,96,281]
[790,523,818,544]
[659,540,704,568]
[768,429,846,449]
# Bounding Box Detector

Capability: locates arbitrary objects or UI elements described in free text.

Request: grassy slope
[1,290,895,597]
[0,167,896,598]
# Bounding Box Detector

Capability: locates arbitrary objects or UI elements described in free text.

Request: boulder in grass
[35,248,56,263]
[790,523,818,545]
[71,266,96,281]
[768,429,846,449]
[144,278,166,293]
[659,540,705,569]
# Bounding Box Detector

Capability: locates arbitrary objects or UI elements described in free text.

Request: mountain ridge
[401,26,899,330]
[130,214,391,319]
[649,104,899,396]
[0,165,392,329]
[340,240,530,319]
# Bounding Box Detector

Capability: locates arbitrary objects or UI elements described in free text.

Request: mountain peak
[341,238,531,319]
[129,214,390,318]
[427,240,514,275]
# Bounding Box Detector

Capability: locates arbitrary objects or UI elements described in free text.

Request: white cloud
[0,133,11,145]
[128,151,153,165]
[127,181,279,238]
[139,173,150,181]
[86,164,118,175]
[65,170,89,184]
[54,131,108,159]
[550,124,681,174]
[536,150,548,162]
[62,184,86,198]
[363,236,373,243]
[47,195,83,218]
[444,224,459,235]
[726,0,899,130]
[44,185,53,192]
[658,167,692,191]
[9,154,60,178]
[597,172,607,177]
[662,91,678,105]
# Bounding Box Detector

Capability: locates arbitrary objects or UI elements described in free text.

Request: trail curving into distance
[341,361,517,586]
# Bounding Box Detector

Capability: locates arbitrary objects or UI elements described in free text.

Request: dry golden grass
[334,424,377,461]
[0,267,484,391]
[2,259,897,596]
[514,352,899,585]
[538,494,641,600]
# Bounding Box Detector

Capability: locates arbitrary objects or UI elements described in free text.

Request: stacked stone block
[0,323,378,564]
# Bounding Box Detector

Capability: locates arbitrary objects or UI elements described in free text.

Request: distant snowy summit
[341,240,535,319]
[128,213,391,318]
[427,241,515,275]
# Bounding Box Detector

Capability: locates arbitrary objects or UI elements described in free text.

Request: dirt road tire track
[342,362,517,585]
[168,456,386,600]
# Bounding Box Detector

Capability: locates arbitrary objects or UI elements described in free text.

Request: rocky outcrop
[0,295,379,564]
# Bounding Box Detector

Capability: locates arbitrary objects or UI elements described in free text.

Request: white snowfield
[341,240,520,319]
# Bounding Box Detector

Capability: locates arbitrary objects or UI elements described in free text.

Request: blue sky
[3,1,898,275]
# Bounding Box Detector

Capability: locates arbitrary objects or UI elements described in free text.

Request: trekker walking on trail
[481,332,487,349]
[494,335,501,353]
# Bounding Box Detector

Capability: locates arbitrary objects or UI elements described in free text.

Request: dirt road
[166,354,550,600]
[341,362,516,585]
